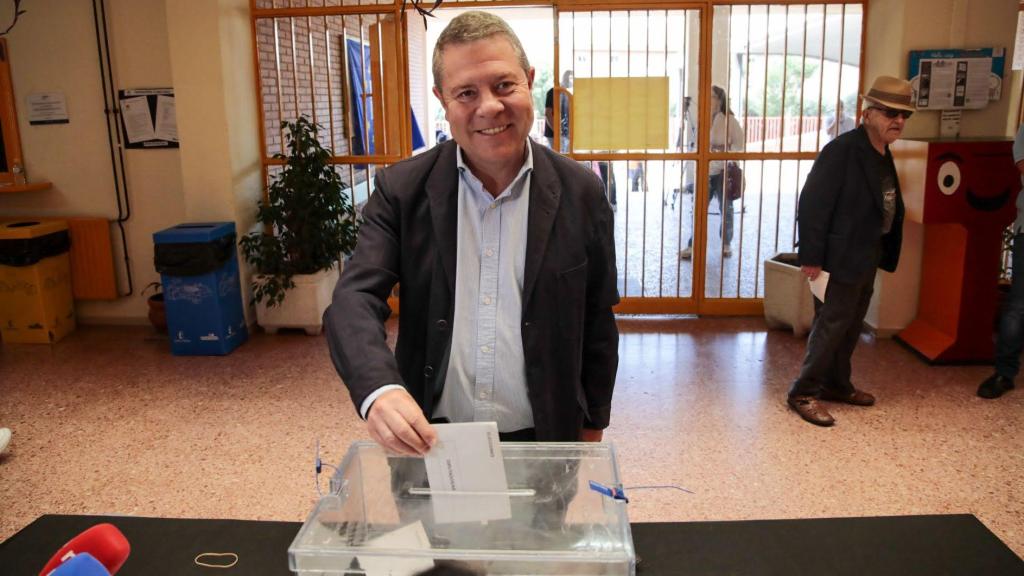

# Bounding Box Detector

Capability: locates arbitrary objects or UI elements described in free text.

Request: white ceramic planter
[763,253,815,337]
[255,263,340,335]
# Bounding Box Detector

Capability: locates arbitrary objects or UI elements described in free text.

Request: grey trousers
[789,266,878,398]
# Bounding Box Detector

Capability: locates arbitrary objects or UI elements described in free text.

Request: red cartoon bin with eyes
[893,139,1020,362]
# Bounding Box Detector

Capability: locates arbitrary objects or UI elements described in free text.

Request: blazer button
[423,365,434,378]
[436,319,448,331]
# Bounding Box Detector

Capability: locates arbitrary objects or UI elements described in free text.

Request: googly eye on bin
[936,161,961,196]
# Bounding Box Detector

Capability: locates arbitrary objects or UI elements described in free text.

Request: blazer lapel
[855,128,884,212]
[523,141,561,309]
[426,141,459,294]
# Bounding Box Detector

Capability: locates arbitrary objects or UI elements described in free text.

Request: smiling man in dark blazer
[324,12,619,454]
[788,76,913,427]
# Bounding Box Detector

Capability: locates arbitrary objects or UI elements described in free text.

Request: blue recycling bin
[153,222,248,355]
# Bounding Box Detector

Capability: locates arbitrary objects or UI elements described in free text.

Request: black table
[2,514,1021,575]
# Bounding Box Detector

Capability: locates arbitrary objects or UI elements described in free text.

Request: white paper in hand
[424,422,511,524]
[808,270,830,302]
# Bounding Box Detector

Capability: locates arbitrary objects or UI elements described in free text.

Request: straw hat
[862,75,915,112]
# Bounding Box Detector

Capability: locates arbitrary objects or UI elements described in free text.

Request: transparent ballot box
[289,441,635,575]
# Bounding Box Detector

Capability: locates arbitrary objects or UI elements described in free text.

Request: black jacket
[324,139,619,441]
[798,125,905,282]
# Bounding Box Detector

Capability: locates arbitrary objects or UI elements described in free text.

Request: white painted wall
[165,0,261,323]
[0,0,259,326]
[0,0,185,324]
[865,0,1020,336]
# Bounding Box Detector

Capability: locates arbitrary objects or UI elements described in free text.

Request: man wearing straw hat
[787,76,914,427]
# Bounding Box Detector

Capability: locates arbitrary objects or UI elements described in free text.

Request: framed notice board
[117,88,178,148]
[908,48,1005,110]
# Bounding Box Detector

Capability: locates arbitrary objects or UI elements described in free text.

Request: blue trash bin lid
[153,222,236,244]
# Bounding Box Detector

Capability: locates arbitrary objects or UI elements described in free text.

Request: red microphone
[39,523,130,576]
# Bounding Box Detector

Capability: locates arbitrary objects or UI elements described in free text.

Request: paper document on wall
[808,271,829,302]
[120,96,155,143]
[939,110,962,139]
[1015,12,1024,71]
[424,422,511,524]
[910,48,1006,111]
[154,95,178,142]
[27,92,69,125]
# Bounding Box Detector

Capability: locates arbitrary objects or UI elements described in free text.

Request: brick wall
[254,6,433,196]
[256,15,366,158]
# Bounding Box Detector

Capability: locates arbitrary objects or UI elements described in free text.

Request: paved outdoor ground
[607,159,807,299]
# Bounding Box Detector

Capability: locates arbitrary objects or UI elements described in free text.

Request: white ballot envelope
[423,422,511,524]
[359,520,434,576]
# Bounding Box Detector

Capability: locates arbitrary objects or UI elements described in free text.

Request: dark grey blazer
[324,139,620,441]
[798,125,905,283]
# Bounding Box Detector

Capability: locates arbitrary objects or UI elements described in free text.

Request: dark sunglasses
[870,106,913,120]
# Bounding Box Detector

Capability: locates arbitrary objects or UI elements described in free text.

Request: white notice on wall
[940,110,963,139]
[914,57,992,110]
[120,96,155,143]
[154,95,178,142]
[1015,12,1024,71]
[27,92,69,125]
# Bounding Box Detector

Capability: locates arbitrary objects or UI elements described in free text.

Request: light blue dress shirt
[360,143,534,434]
[433,145,533,432]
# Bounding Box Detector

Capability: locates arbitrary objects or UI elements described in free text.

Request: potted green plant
[239,116,359,335]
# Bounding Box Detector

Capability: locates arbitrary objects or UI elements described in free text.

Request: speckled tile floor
[0,318,1021,558]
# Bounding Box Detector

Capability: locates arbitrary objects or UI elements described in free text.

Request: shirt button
[478,391,487,399]
[481,345,490,353]
[436,319,448,331]
[483,296,492,305]
[423,365,434,377]
[485,249,494,257]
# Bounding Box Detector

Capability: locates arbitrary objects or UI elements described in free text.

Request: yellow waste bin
[0,220,75,343]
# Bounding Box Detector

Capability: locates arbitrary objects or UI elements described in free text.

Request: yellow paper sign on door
[572,76,669,151]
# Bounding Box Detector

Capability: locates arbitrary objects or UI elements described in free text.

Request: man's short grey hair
[432,11,531,90]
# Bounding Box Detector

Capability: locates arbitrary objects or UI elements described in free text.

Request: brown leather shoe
[819,388,875,406]
[787,395,835,426]
[978,374,1015,399]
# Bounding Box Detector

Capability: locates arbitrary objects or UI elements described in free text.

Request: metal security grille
[252,0,409,213]
[251,1,866,316]
[555,8,701,313]
[701,3,864,312]
[255,1,394,8]
[555,3,863,314]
